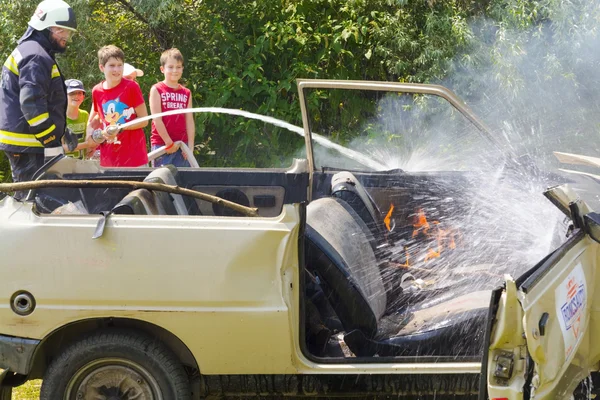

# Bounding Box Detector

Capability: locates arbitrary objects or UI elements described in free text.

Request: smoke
[451,7,600,167]
[433,4,600,268]
[306,4,600,314]
[397,9,600,290]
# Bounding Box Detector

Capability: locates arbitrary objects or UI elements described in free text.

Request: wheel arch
[28,317,199,380]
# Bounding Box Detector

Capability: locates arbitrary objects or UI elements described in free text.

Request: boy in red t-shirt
[149,48,195,167]
[86,45,149,167]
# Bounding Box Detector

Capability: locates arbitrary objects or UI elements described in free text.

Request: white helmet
[28,0,77,32]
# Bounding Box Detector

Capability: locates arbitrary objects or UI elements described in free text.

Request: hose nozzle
[106,125,120,136]
[91,129,105,144]
[91,125,121,144]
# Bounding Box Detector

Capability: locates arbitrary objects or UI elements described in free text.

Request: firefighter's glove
[62,128,79,153]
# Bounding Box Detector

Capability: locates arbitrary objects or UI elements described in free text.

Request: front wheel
[40,330,191,400]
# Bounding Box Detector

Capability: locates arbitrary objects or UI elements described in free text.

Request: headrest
[112,189,163,215]
[330,171,384,244]
[144,166,188,215]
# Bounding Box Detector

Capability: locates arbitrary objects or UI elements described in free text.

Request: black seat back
[112,189,164,215]
[144,165,188,215]
[306,197,387,338]
[330,172,386,247]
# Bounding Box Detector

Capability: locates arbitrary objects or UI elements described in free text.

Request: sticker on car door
[555,262,587,359]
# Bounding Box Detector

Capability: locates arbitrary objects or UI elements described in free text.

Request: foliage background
[2,2,598,396]
[1,0,600,177]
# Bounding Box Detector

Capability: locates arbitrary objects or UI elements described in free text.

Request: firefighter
[0,0,78,198]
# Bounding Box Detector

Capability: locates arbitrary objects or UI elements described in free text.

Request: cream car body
[0,80,597,399]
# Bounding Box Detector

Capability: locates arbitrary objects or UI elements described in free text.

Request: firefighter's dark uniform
[0,27,67,195]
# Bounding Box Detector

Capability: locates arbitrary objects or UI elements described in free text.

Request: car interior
[303,169,492,361]
[28,158,308,218]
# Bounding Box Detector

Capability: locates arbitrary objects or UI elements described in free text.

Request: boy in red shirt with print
[86,45,149,167]
[149,48,195,167]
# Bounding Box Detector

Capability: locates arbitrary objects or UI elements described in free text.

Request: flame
[410,208,460,263]
[384,204,395,231]
[396,246,410,267]
[424,248,441,261]
[412,208,430,237]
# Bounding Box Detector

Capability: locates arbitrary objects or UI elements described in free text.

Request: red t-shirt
[92,79,148,167]
[150,82,191,146]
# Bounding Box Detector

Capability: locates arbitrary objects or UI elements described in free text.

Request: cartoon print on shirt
[102,98,135,125]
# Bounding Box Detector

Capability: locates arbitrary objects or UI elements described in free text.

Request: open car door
[483,184,600,399]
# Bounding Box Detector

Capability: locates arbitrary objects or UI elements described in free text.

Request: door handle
[539,312,550,336]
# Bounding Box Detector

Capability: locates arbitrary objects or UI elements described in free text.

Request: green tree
[1,0,599,178]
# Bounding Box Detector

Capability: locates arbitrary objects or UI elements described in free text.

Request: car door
[483,184,600,400]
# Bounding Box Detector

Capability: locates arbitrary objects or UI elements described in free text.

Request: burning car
[0,79,597,399]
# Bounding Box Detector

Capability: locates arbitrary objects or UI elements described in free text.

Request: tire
[40,329,191,400]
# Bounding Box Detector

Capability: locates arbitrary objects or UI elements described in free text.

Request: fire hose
[91,120,198,167]
[146,141,199,168]
[91,107,387,171]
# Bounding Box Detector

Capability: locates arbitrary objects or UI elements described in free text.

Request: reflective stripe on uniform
[3,56,18,76]
[51,65,60,79]
[33,124,56,139]
[0,130,43,147]
[27,112,49,127]
[11,49,22,64]
[3,49,22,76]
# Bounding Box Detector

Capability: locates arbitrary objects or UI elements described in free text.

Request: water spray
[94,107,387,171]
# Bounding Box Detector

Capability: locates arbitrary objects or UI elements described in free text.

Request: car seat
[112,189,165,215]
[305,196,490,358]
[143,165,189,215]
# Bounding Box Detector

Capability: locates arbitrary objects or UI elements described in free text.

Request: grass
[0,370,40,399]
[11,380,41,400]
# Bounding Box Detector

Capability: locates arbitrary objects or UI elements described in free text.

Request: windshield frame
[296,80,501,186]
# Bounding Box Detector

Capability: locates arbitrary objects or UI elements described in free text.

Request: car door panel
[519,232,597,398]
[0,201,303,375]
[485,183,600,399]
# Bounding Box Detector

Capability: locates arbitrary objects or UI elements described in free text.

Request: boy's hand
[102,130,116,143]
[86,135,99,148]
[165,141,180,154]
[103,126,121,144]
[78,136,99,151]
[182,142,194,160]
[106,125,120,136]
[90,114,102,130]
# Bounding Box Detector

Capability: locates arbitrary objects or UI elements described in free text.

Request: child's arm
[74,137,97,152]
[81,105,101,151]
[86,105,99,138]
[185,94,195,151]
[149,85,178,154]
[121,102,148,131]
[105,103,148,142]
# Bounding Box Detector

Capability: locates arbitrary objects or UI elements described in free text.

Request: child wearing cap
[65,79,89,158]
